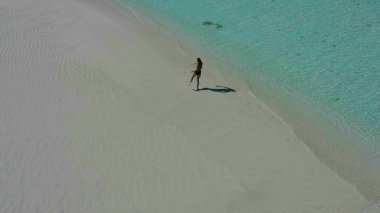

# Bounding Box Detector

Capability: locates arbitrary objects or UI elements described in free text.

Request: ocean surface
[116,0,380,172]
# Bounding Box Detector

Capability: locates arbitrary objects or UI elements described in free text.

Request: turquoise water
[116,0,380,170]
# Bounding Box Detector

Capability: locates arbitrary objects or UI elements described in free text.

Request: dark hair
[197,58,202,63]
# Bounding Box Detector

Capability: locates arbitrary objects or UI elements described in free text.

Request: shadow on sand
[196,85,236,93]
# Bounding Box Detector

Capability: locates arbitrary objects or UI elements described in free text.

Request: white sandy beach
[0,0,374,212]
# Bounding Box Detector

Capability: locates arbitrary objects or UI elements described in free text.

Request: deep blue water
[116,0,380,169]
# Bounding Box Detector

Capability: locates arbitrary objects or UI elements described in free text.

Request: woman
[188,57,203,91]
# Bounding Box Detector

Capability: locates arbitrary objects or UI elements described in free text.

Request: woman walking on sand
[188,58,203,91]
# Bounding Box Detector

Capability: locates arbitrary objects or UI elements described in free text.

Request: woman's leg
[196,75,200,91]
[188,72,196,86]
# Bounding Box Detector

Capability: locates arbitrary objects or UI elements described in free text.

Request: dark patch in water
[215,23,223,29]
[295,52,301,56]
[367,23,372,28]
[202,21,223,29]
[334,97,340,102]
[203,21,213,25]
[328,69,335,72]
[322,39,327,43]
[332,44,337,48]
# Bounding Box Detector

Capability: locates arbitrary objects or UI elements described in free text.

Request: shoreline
[109,0,376,205]
[1,0,376,211]
[114,0,380,203]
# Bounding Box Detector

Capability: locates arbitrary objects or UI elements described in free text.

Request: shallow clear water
[117,0,380,168]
